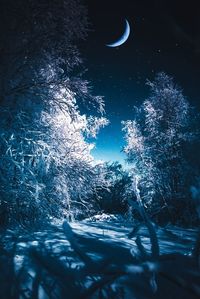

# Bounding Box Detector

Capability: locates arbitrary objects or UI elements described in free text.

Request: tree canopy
[123,72,199,225]
[0,0,108,226]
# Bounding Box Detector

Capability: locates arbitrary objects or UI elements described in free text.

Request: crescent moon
[106,19,130,47]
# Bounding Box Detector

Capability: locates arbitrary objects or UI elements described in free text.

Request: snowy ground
[0,217,199,299]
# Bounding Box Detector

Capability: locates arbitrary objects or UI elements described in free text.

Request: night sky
[82,0,200,163]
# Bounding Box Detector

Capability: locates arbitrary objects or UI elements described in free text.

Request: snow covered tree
[0,0,108,226]
[122,73,198,224]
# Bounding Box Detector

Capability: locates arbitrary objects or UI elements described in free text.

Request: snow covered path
[71,221,197,258]
[21,220,197,260]
[1,220,199,299]
[11,220,197,269]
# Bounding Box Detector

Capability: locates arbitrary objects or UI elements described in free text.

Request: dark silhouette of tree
[89,162,132,215]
